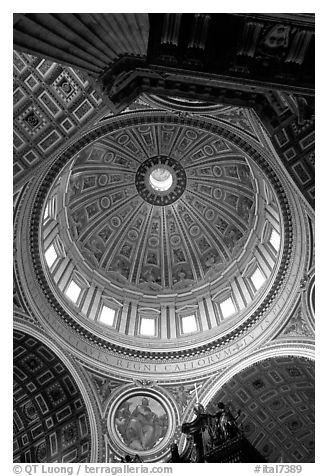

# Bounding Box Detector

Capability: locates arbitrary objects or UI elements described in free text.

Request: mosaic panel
[114,396,169,451]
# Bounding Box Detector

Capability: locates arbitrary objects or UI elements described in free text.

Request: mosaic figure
[115,396,168,451]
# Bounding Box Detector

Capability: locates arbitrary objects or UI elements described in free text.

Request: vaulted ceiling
[13,330,92,463]
[207,357,315,463]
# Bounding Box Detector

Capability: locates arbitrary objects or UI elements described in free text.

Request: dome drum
[17,111,306,368]
[38,115,285,351]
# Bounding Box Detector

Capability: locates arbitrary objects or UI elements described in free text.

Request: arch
[202,342,314,406]
[13,319,100,463]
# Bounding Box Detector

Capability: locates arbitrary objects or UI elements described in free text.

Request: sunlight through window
[99,305,116,327]
[220,297,236,318]
[44,203,49,220]
[65,280,82,304]
[181,314,197,334]
[140,317,156,336]
[45,244,57,268]
[250,268,266,291]
[270,228,280,251]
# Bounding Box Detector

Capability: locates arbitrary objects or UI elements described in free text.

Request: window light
[44,204,49,220]
[181,314,197,334]
[45,244,58,268]
[140,317,156,336]
[269,228,280,251]
[65,280,82,304]
[220,297,236,318]
[99,305,116,327]
[250,268,266,291]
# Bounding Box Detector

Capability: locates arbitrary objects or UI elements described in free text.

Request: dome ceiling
[36,111,290,353]
[65,122,257,293]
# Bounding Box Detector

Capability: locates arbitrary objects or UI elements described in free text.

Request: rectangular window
[99,305,116,327]
[181,314,197,334]
[44,244,58,268]
[140,317,156,336]
[220,297,236,319]
[65,280,82,304]
[269,229,280,252]
[44,203,49,220]
[250,268,266,291]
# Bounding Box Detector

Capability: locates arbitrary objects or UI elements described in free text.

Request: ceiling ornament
[135,156,186,205]
[277,303,313,339]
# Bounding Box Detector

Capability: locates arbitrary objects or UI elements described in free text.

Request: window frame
[137,309,160,338]
[219,296,237,319]
[63,270,89,308]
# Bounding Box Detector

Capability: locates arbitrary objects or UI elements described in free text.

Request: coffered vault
[13,13,314,463]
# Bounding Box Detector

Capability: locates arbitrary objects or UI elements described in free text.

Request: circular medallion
[24,402,38,420]
[135,156,186,206]
[148,236,160,247]
[213,166,222,177]
[114,395,168,452]
[128,230,139,241]
[111,217,121,228]
[108,387,178,460]
[104,152,114,163]
[100,196,110,209]
[36,442,47,462]
[170,235,181,246]
[99,174,108,186]
[190,225,200,236]
[205,209,215,221]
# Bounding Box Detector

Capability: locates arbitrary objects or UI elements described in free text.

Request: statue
[212,402,241,442]
[181,403,211,462]
[70,211,84,238]
[68,175,82,200]
[172,269,195,290]
[181,401,242,461]
[139,269,162,291]
[170,442,181,462]
[108,259,130,283]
